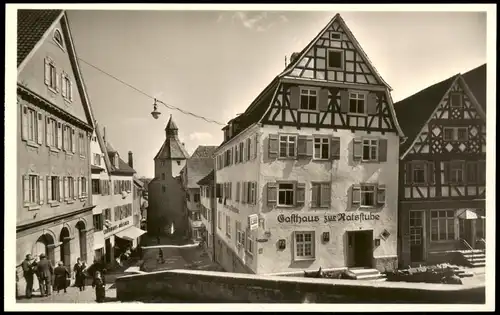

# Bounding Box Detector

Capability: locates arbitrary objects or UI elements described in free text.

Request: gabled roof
[462,64,487,113]
[94,122,113,174]
[216,13,400,151]
[394,74,459,155]
[394,63,487,157]
[197,169,214,186]
[17,9,63,67]
[17,9,96,130]
[190,145,218,159]
[279,13,391,90]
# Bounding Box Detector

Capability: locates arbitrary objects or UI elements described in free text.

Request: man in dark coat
[54,261,70,293]
[36,253,54,296]
[21,254,37,299]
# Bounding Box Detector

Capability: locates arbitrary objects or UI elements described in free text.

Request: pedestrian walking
[36,253,54,297]
[54,261,70,293]
[21,254,37,299]
[73,258,87,291]
[92,271,106,303]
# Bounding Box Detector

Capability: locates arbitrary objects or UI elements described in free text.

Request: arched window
[53,29,64,48]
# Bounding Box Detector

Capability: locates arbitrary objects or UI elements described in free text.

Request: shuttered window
[311,183,331,208]
[313,137,330,160]
[23,174,40,205]
[44,57,58,91]
[349,92,366,115]
[351,183,385,208]
[299,88,318,111]
[353,137,388,163]
[279,135,297,158]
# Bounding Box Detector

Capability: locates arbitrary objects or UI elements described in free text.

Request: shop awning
[93,232,105,250]
[115,226,147,241]
[457,208,484,220]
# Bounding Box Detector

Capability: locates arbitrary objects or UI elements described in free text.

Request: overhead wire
[76,56,226,126]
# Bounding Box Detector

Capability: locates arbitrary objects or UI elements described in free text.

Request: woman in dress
[73,258,87,291]
[92,271,106,303]
[53,261,70,294]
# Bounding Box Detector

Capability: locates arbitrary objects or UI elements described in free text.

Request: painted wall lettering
[277,213,380,224]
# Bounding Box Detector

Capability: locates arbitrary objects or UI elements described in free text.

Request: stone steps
[346,268,384,281]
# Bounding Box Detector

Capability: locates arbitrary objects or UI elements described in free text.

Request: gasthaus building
[213,13,404,275]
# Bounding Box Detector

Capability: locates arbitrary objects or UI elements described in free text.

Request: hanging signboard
[248,214,259,231]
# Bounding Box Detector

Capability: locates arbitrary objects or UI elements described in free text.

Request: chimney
[128,151,133,169]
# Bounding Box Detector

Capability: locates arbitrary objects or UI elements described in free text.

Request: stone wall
[116,269,485,304]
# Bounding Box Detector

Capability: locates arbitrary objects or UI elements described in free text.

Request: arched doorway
[33,233,56,263]
[76,221,87,262]
[59,227,71,267]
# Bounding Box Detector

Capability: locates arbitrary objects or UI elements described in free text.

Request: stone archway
[33,233,56,263]
[76,221,87,263]
[59,227,71,267]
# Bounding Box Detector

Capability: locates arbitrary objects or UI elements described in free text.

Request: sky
[66,10,487,178]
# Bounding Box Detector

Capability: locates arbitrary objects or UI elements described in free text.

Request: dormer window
[53,29,64,49]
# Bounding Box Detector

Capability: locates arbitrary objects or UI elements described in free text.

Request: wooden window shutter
[427,162,435,184]
[101,180,105,196]
[254,134,258,159]
[21,106,28,140]
[57,122,62,149]
[64,177,68,200]
[59,177,64,202]
[378,139,388,162]
[290,86,300,109]
[405,162,412,184]
[37,112,43,145]
[443,161,450,184]
[367,93,378,115]
[69,80,74,102]
[267,182,277,207]
[78,177,82,198]
[45,117,51,147]
[249,138,254,161]
[353,139,362,161]
[268,134,279,159]
[38,176,44,205]
[23,175,29,204]
[61,74,67,98]
[71,128,76,153]
[296,182,305,207]
[55,68,60,92]
[47,176,52,202]
[305,136,313,157]
[253,182,257,204]
[376,184,386,205]
[351,184,361,207]
[479,160,486,184]
[44,58,50,85]
[235,182,240,202]
[320,183,331,207]
[73,177,77,200]
[319,88,329,111]
[241,182,247,204]
[330,137,341,160]
[311,184,319,208]
[297,135,308,156]
[340,90,349,113]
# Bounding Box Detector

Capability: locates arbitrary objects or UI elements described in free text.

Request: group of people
[21,253,107,302]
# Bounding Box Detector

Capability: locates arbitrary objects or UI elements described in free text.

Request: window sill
[277,156,298,160]
[298,109,320,113]
[327,66,344,71]
[47,86,58,94]
[245,251,254,257]
[26,141,39,148]
[80,155,86,160]
[63,98,73,104]
[430,239,456,244]
[311,206,331,209]
[48,201,60,207]
[25,204,40,211]
[312,158,330,162]
[293,257,316,262]
[67,200,75,204]
[276,205,296,208]
[49,146,60,153]
[65,152,74,157]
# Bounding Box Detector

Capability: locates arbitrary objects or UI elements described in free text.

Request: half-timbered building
[394,64,486,268]
[213,14,404,275]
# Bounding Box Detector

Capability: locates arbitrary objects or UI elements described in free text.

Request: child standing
[92,271,106,303]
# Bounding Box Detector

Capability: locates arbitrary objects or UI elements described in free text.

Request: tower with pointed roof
[148,115,190,236]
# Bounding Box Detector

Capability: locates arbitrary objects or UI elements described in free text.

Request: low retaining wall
[116,269,485,304]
